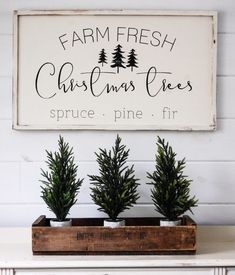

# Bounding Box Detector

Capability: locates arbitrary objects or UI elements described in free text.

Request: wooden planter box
[32,215,196,255]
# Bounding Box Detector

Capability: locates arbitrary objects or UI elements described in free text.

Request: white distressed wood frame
[13,10,217,130]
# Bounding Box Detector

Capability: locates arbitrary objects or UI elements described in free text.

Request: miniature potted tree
[40,135,83,227]
[89,135,140,228]
[147,136,198,226]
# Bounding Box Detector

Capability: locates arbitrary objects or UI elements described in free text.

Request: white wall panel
[217,76,235,118]
[0,162,20,203]
[219,10,235,33]
[0,119,235,162]
[0,13,12,34]
[217,34,235,75]
[0,204,234,226]
[0,0,234,225]
[0,34,11,77]
[0,77,11,119]
[18,161,235,204]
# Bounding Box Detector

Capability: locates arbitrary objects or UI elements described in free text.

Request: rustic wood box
[32,215,196,255]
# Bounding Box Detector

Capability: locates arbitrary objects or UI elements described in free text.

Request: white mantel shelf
[2,242,235,269]
[1,226,235,269]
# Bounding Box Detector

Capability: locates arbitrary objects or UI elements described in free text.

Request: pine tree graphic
[98,49,107,67]
[126,49,138,72]
[111,44,125,73]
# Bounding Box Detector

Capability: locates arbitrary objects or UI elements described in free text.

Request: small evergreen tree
[98,49,107,67]
[89,135,140,221]
[111,44,126,73]
[40,136,83,221]
[126,49,138,71]
[147,136,197,221]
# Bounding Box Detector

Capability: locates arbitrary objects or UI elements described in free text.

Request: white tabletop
[0,226,235,269]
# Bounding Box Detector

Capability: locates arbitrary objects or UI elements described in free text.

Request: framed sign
[13,10,217,130]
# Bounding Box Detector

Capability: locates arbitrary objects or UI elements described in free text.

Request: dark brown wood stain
[32,215,196,255]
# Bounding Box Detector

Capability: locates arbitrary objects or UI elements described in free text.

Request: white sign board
[13,10,217,130]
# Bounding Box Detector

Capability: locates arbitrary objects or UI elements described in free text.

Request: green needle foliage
[147,136,198,221]
[40,136,83,221]
[89,135,140,221]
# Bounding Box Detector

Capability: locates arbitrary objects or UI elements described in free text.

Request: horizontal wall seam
[217,74,235,77]
[0,202,235,206]
[1,160,235,164]
[0,33,12,36]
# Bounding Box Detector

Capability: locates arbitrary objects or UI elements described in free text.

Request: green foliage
[40,136,83,221]
[147,136,198,221]
[89,135,140,221]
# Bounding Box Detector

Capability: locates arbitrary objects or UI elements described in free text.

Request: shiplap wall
[0,0,235,226]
